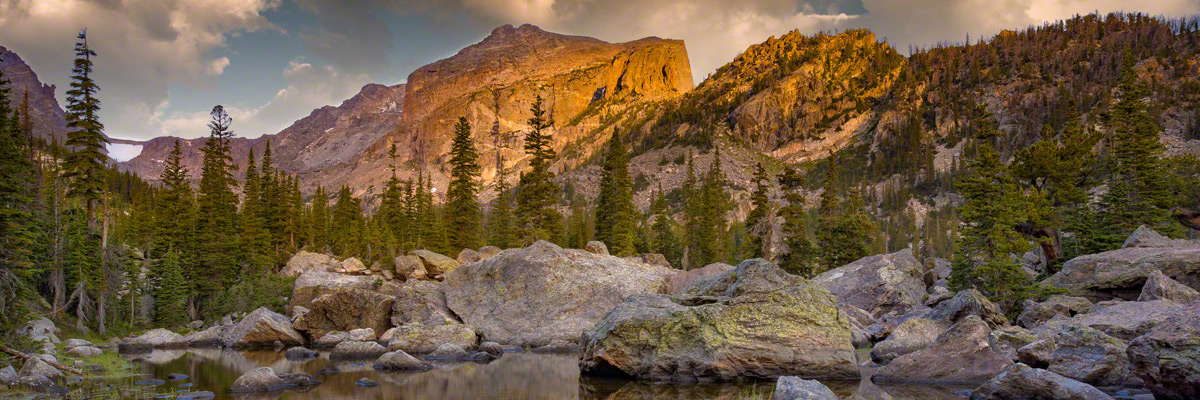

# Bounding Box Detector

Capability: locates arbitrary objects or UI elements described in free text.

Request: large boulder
[331,257,367,274]
[875,315,1014,384]
[1138,269,1200,303]
[579,259,858,382]
[62,338,93,349]
[444,240,674,347]
[230,367,286,392]
[184,326,223,347]
[969,363,1115,400]
[772,376,839,400]
[928,289,1008,327]
[17,358,61,383]
[118,328,187,352]
[456,248,481,264]
[813,249,925,318]
[1036,300,1185,341]
[65,346,102,358]
[1126,301,1200,400]
[1048,325,1138,387]
[1017,295,1093,329]
[0,365,17,386]
[290,286,395,340]
[281,251,340,277]
[409,249,459,277]
[1043,227,1200,301]
[667,262,733,293]
[390,280,459,327]
[373,350,431,370]
[386,323,477,354]
[329,341,388,359]
[394,255,428,280]
[870,318,948,363]
[584,241,609,255]
[219,307,306,348]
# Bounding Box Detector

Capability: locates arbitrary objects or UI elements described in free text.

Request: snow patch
[107,143,144,162]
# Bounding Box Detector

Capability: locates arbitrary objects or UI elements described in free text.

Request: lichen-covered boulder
[0,365,17,386]
[445,240,674,347]
[1018,339,1056,368]
[290,286,395,340]
[928,289,1008,327]
[1137,269,1200,303]
[230,367,286,392]
[219,307,305,348]
[63,338,93,349]
[390,280,458,327]
[119,328,187,352]
[875,315,1014,384]
[409,249,459,277]
[579,259,858,382]
[386,323,477,354]
[373,350,431,370]
[773,376,839,400]
[281,251,340,277]
[1048,325,1138,387]
[1126,301,1200,400]
[813,249,925,318]
[870,318,948,363]
[456,248,481,264]
[969,363,1115,400]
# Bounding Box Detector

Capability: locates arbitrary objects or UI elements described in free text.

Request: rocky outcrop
[119,328,187,352]
[870,318,948,363]
[184,326,223,347]
[969,363,1115,400]
[1048,325,1138,387]
[390,280,459,327]
[813,249,925,318]
[1036,300,1185,341]
[456,248,480,264]
[445,241,674,346]
[928,289,1008,327]
[1018,340,1056,368]
[1017,295,1093,329]
[1126,301,1200,400]
[0,46,70,143]
[219,307,306,348]
[386,323,477,354]
[579,259,858,382]
[329,341,388,359]
[284,347,317,359]
[772,376,839,400]
[875,315,1014,384]
[290,286,395,340]
[1137,269,1200,303]
[230,367,287,392]
[1043,227,1200,301]
[373,350,431,370]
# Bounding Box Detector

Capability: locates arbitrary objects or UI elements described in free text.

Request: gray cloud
[294,0,394,76]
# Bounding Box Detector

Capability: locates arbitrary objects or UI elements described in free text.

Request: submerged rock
[427,343,471,359]
[230,367,287,392]
[284,346,317,359]
[772,376,839,400]
[119,328,187,352]
[875,315,1013,384]
[969,363,1115,400]
[373,350,431,370]
[278,372,321,387]
[1126,301,1200,400]
[386,323,477,354]
[580,259,858,382]
[219,307,306,348]
[813,249,926,318]
[445,240,675,347]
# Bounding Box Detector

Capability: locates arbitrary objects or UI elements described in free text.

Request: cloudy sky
[1,0,1197,142]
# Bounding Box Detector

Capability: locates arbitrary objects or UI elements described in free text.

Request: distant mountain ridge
[0,45,70,143]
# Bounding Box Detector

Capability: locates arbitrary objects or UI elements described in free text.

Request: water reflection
[123,349,971,400]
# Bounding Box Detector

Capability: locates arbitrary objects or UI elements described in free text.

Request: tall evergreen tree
[594,131,637,255]
[445,117,482,251]
[777,166,817,276]
[308,185,330,251]
[516,95,563,244]
[240,149,270,273]
[330,185,363,256]
[153,251,187,326]
[815,154,874,270]
[685,148,731,268]
[63,29,110,223]
[745,162,772,259]
[649,184,679,267]
[489,164,517,249]
[0,67,39,335]
[196,105,239,293]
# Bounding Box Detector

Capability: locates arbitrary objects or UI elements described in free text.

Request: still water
[96,348,972,399]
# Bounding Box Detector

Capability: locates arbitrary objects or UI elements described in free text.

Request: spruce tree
[330,185,363,257]
[777,166,817,276]
[63,29,110,223]
[489,164,517,249]
[649,184,679,267]
[594,131,637,255]
[240,148,270,273]
[153,251,187,326]
[516,95,563,244]
[0,67,38,333]
[196,105,239,292]
[686,148,731,267]
[745,162,772,259]
[445,117,482,251]
[308,185,330,251]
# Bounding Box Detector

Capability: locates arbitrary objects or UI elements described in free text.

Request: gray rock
[1138,269,1200,303]
[355,377,378,387]
[813,249,926,318]
[330,341,388,359]
[875,315,1014,384]
[772,376,839,400]
[624,253,671,268]
[186,320,204,330]
[1018,340,1056,368]
[119,328,187,352]
[1018,295,1093,329]
[347,328,376,342]
[585,241,609,255]
[394,254,428,280]
[993,325,1040,361]
[290,286,395,340]
[1044,228,1200,301]
[313,331,349,348]
[278,372,321,387]
[386,323,477,354]
[533,339,577,352]
[63,338,93,349]
[373,350,431,370]
[445,240,675,347]
[17,375,65,393]
[284,346,317,359]
[1036,300,1185,341]
[456,248,481,264]
[230,367,286,392]
[667,262,733,293]
[479,341,504,357]
[332,257,367,274]
[1048,325,1138,387]
[580,259,859,382]
[969,363,1115,400]
[390,280,459,326]
[929,289,1008,327]
[0,365,15,386]
[184,325,223,347]
[924,258,952,288]
[426,343,470,359]
[870,318,948,363]
[18,358,61,383]
[409,249,459,277]
[1123,225,1200,249]
[281,251,341,277]
[1127,301,1200,400]
[66,346,102,358]
[477,246,501,260]
[219,307,306,348]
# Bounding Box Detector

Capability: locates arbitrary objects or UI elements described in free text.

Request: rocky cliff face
[0,45,70,143]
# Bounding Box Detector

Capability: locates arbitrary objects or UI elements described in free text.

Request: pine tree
[445,117,482,251]
[196,105,239,292]
[0,67,39,334]
[594,131,637,255]
[649,184,679,267]
[240,148,270,273]
[153,251,187,326]
[308,185,330,251]
[516,95,563,244]
[330,185,363,257]
[745,162,772,259]
[489,163,517,249]
[814,154,873,270]
[777,166,817,276]
[686,148,731,268]
[63,29,110,224]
